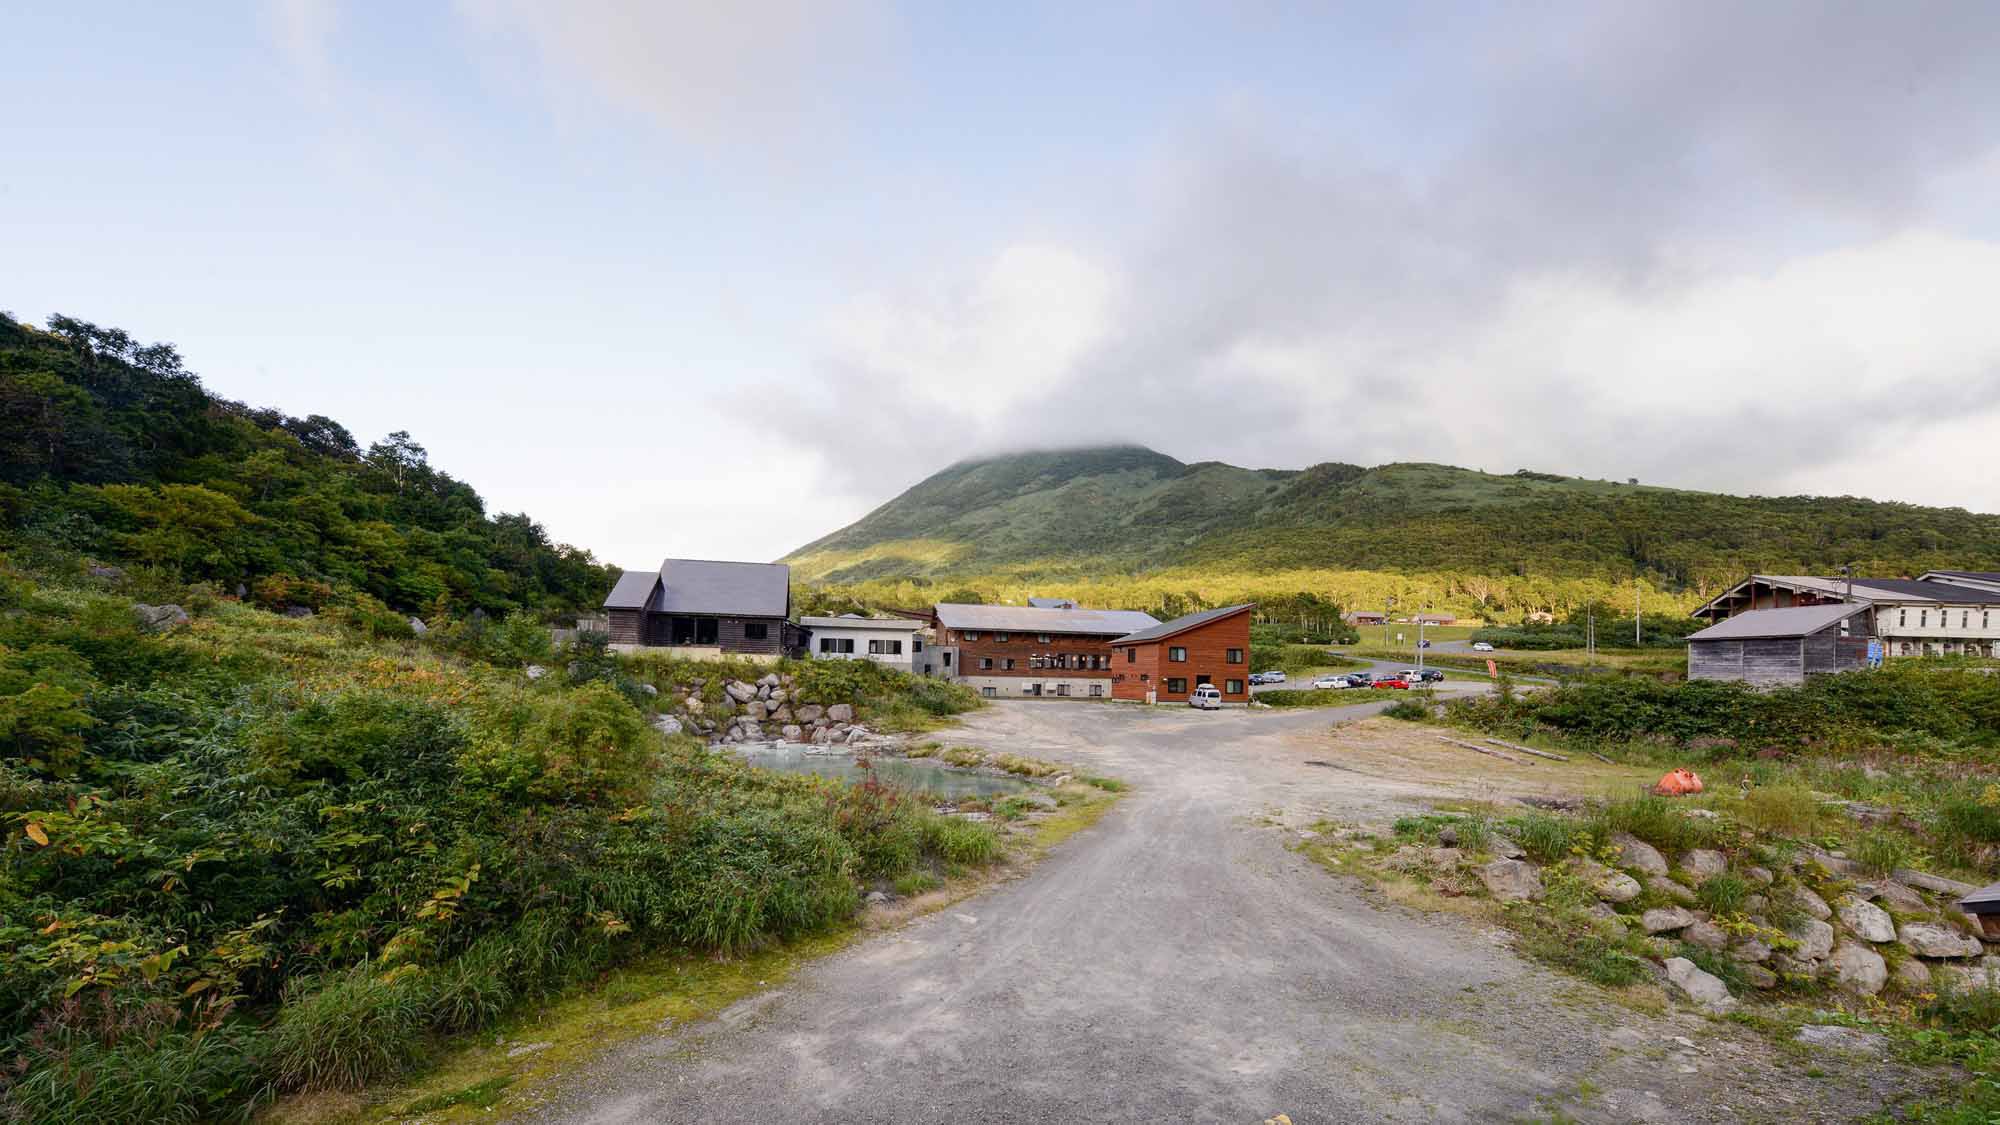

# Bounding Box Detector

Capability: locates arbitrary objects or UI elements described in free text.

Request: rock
[781,724,804,742]
[1796,1025,1887,1054]
[797,704,825,723]
[1837,896,1896,943]
[770,706,794,723]
[1487,835,1525,860]
[685,697,704,714]
[769,689,787,705]
[845,727,868,745]
[1585,901,1622,923]
[1650,877,1698,905]
[759,672,781,687]
[1642,906,1697,934]
[1892,958,1933,992]
[1862,880,1929,913]
[1743,865,1774,886]
[1436,824,1459,847]
[283,605,314,618]
[1788,917,1836,961]
[1787,885,1832,920]
[505,1041,553,1059]
[725,681,758,704]
[1829,943,1888,995]
[1664,957,1739,1014]
[1611,833,1670,877]
[652,715,683,736]
[408,616,428,636]
[1943,957,2000,991]
[738,720,763,738]
[865,890,888,904]
[1900,922,1985,959]
[639,682,658,696]
[1744,894,1768,913]
[133,603,191,631]
[1590,866,1643,904]
[746,701,769,721]
[1477,859,1544,902]
[524,664,548,681]
[1682,849,1730,883]
[1740,963,1779,989]
[827,703,855,723]
[1729,937,1772,963]
[756,684,771,701]
[811,726,834,745]
[1683,919,1730,951]
[1771,953,1818,979]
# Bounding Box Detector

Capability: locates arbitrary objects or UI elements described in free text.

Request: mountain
[785,445,2000,610]
[0,312,613,614]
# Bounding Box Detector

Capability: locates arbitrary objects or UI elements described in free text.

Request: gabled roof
[1686,603,1870,642]
[1112,604,1256,646]
[602,558,791,617]
[797,615,922,630]
[932,603,1159,636]
[1697,573,2000,617]
[1959,880,2000,916]
[1028,596,1077,609]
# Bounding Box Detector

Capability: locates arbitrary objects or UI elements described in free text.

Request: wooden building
[1109,604,1255,705]
[1695,573,2000,659]
[1684,603,1872,687]
[930,603,1159,699]
[602,558,805,660]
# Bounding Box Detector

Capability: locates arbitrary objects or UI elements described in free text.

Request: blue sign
[1866,639,1883,668]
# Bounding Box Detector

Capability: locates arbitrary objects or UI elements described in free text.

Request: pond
[731,743,1037,799]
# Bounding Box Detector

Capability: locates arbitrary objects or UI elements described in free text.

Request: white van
[1188,684,1223,710]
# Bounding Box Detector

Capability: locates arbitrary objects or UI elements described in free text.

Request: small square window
[1038,633,1051,643]
[1125,648,1136,663]
[1225,679,1243,694]
[744,623,769,640]
[1168,646,1187,662]
[1166,677,1187,694]
[1226,648,1244,664]
[996,632,1010,642]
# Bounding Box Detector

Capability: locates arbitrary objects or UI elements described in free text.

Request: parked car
[1262,670,1287,684]
[1310,675,1345,690]
[1397,669,1422,681]
[1345,672,1376,686]
[1247,672,1269,685]
[1471,641,1495,652]
[1371,677,1411,690]
[1414,669,1445,683]
[1417,639,1431,649]
[1188,683,1223,709]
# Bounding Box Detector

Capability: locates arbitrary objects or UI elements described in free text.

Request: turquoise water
[732,743,1036,798]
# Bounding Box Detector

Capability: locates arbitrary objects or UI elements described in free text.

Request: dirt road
[535,704,1925,1123]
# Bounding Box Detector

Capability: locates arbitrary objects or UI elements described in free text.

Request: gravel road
[533,704,1929,1123]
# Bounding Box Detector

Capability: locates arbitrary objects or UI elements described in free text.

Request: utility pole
[1417,605,1427,675]
[1635,579,1642,646]
[1384,596,1395,648]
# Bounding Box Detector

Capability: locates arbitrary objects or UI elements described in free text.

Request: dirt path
[530,705,1929,1123]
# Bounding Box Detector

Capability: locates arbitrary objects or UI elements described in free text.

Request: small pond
[731,743,1037,798]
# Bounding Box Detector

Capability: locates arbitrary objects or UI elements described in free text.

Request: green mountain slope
[786,446,2000,599]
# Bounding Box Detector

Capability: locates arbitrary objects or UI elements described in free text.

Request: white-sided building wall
[800,617,924,672]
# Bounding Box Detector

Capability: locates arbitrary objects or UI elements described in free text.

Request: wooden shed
[1684,603,1873,687]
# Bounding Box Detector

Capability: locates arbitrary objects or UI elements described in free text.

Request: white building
[799,615,926,672]
[1696,573,2000,659]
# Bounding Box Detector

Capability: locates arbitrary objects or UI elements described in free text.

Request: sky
[5,1,2000,568]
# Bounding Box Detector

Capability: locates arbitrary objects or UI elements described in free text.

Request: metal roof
[1685,603,1870,642]
[797,615,922,630]
[933,603,1159,636]
[1027,596,1077,609]
[602,559,791,617]
[1111,604,1255,646]
[1960,880,2000,916]
[1699,574,2000,616]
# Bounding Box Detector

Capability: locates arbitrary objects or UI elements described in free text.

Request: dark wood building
[930,603,1160,698]
[1109,604,1255,704]
[603,559,804,659]
[1685,603,1872,687]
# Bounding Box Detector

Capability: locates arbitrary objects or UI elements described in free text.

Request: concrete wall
[807,623,922,672]
[957,674,1112,700]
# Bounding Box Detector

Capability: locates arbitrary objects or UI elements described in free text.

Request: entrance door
[1028,683,1043,697]
[1195,674,1212,686]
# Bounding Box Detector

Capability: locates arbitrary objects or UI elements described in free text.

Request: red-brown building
[1109,604,1255,704]
[930,603,1162,699]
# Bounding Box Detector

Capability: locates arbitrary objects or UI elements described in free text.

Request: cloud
[453,0,890,141]
[793,1,2000,514]
[264,0,339,102]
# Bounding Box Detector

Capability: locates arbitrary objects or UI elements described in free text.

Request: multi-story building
[1109,604,1255,704]
[1695,573,2000,659]
[928,603,1160,699]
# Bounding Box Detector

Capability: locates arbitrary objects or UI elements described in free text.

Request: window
[1126,647,1136,663]
[1037,634,1051,643]
[819,638,835,653]
[1921,611,1928,627]
[913,639,923,652]
[1963,611,1971,628]
[1089,684,1104,697]
[995,632,1010,642]
[1003,658,1015,670]
[1139,673,1149,682]
[868,639,904,655]
[964,631,980,641]
[1166,677,1188,694]
[743,623,769,640]
[819,637,856,654]
[943,652,952,667]
[1168,646,1187,662]
[1986,612,1992,629]
[1226,648,1244,664]
[1056,683,1070,697]
[979,657,993,670]
[981,687,995,698]
[1899,609,1907,627]
[1225,679,1243,694]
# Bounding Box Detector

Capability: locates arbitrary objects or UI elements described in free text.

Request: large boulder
[1837,896,1896,943]
[746,701,769,721]
[725,681,759,704]
[1682,849,1730,883]
[1641,906,1697,934]
[1796,1025,1887,1054]
[1788,917,1837,962]
[1729,936,1773,964]
[1829,943,1888,995]
[1664,957,1738,1014]
[759,672,782,687]
[1477,859,1544,902]
[782,724,804,742]
[1574,859,1642,904]
[1683,919,1730,952]
[134,603,191,632]
[1611,833,1669,877]
[1649,877,1698,905]
[827,703,855,723]
[653,715,684,736]
[524,664,548,681]
[797,704,825,723]
[1486,835,1525,860]
[1892,958,1934,993]
[1900,922,1985,959]
[1787,884,1833,920]
[1864,880,1930,913]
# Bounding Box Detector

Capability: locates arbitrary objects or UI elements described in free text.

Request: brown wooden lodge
[603,559,806,659]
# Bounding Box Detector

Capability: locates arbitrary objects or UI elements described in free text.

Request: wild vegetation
[784,446,2000,618]
[0,565,993,1123]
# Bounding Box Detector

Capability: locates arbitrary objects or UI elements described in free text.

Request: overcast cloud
[5,2,1999,567]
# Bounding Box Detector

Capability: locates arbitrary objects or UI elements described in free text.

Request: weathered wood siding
[1689,637,1805,686]
[607,608,642,646]
[1112,611,1252,702]
[1803,631,1871,676]
[717,616,783,656]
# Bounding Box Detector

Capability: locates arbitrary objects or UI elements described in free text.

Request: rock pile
[658,671,875,745]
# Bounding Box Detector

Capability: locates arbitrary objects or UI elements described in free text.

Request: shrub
[1595,795,1726,853]
[1518,923,1649,987]
[918,813,1001,865]
[1696,873,1750,916]
[266,969,429,1092]
[0,1010,267,1125]
[1507,811,1584,864]
[1739,785,1822,836]
[1851,828,1923,878]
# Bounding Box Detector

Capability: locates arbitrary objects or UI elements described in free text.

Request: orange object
[1653,768,1704,796]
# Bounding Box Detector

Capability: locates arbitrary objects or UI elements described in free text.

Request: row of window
[959,631,1056,643]
[976,653,1110,671]
[978,684,1109,698]
[1895,609,1994,630]
[818,637,906,655]
[1124,646,1246,663]
[1110,673,1245,694]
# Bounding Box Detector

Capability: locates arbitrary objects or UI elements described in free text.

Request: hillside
[785,446,2000,615]
[0,312,612,617]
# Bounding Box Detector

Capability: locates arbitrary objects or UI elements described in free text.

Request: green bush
[1696,873,1750,916]
[267,969,430,1092]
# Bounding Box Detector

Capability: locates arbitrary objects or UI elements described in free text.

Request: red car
[1371,677,1411,690]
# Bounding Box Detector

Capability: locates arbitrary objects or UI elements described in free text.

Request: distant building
[1696,573,2000,658]
[1412,613,1457,626]
[1027,596,1078,609]
[1109,605,1255,705]
[930,603,1159,699]
[1345,611,1387,626]
[799,615,925,672]
[602,559,805,660]
[1685,604,1873,687]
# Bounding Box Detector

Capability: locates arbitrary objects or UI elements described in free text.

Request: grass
[1697,873,1751,916]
